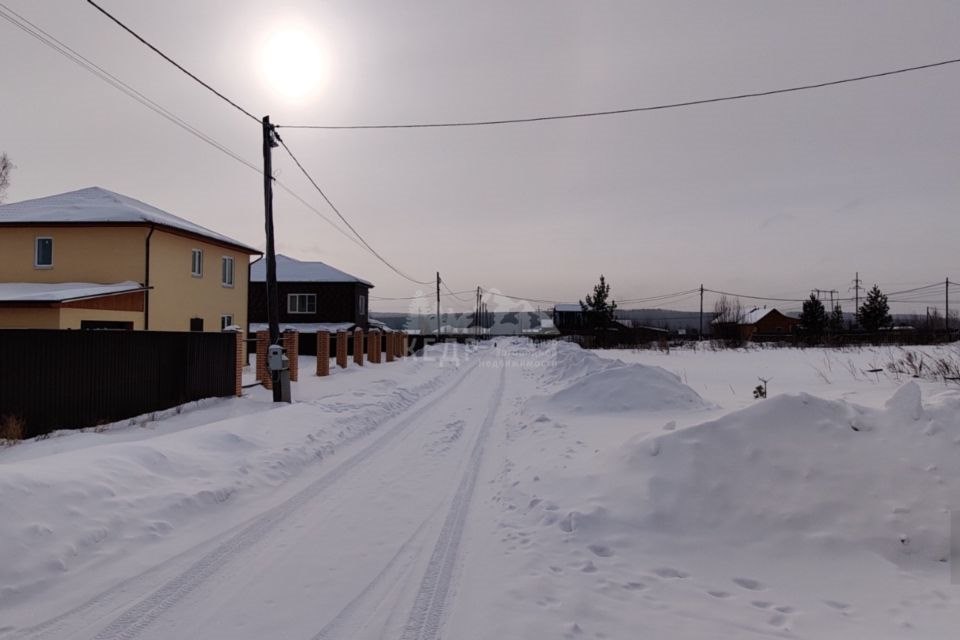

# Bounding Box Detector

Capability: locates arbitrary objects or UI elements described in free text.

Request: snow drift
[536,342,708,413]
[608,382,960,566]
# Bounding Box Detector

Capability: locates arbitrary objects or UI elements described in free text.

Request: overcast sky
[1,0,958,314]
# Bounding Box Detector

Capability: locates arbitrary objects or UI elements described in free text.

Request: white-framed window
[288,293,317,314]
[35,237,53,268]
[221,314,234,330]
[191,249,203,277]
[358,295,366,316]
[221,256,234,287]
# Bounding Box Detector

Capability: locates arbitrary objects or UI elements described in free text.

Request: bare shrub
[0,415,25,444]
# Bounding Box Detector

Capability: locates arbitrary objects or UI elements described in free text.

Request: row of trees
[798,284,891,338]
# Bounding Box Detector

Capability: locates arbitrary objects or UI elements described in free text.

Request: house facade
[248,254,373,331]
[0,187,260,332]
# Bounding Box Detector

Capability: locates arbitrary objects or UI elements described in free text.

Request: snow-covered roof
[250,254,372,286]
[711,307,799,325]
[0,281,145,303]
[554,303,582,313]
[0,187,259,253]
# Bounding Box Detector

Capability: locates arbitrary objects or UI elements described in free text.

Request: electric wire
[278,56,960,130]
[275,136,433,286]
[0,3,372,256]
[16,2,432,285]
[440,279,471,302]
[85,0,260,123]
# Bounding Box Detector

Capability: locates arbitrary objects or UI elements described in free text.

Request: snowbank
[544,363,710,413]
[536,341,708,413]
[607,382,960,566]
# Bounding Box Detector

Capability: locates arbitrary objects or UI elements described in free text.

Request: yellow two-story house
[0,186,261,332]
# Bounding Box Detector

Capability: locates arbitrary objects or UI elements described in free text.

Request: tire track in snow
[310,507,439,640]
[13,360,480,640]
[400,361,506,640]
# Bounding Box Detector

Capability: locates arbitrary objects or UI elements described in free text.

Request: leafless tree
[0,153,13,203]
[712,294,745,344]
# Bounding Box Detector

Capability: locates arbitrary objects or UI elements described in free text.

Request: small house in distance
[713,306,799,341]
[248,254,373,334]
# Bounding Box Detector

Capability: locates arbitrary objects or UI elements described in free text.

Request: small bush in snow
[0,414,25,444]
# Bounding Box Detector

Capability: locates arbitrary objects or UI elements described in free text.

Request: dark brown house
[248,255,373,332]
[713,307,799,341]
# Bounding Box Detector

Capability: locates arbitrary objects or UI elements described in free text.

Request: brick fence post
[336,331,348,368]
[402,332,409,358]
[385,332,395,362]
[367,329,379,363]
[317,331,330,377]
[353,329,364,366]
[282,329,299,382]
[225,328,243,396]
[395,332,404,358]
[256,330,271,389]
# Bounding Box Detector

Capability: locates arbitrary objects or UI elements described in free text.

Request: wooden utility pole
[947,278,951,333]
[262,115,282,403]
[699,284,704,341]
[436,272,441,341]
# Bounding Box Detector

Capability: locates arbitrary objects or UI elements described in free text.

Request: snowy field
[1,340,959,639]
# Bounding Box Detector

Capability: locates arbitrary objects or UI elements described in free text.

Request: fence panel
[0,329,236,438]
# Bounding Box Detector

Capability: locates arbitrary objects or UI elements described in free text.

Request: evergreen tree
[580,275,618,330]
[858,285,892,332]
[798,293,827,340]
[828,303,844,333]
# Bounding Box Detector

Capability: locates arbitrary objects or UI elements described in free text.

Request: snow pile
[539,341,623,386]
[609,382,960,565]
[537,342,708,413]
[545,363,710,413]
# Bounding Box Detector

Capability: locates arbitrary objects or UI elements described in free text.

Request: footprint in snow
[732,577,766,591]
[707,590,732,599]
[824,600,851,611]
[653,567,689,579]
[588,543,614,558]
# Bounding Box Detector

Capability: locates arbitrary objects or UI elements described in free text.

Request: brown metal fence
[0,329,237,438]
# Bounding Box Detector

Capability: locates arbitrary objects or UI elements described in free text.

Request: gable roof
[711,307,799,325]
[250,254,372,287]
[0,187,259,253]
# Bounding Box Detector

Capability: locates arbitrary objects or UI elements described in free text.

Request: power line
[74,1,434,286]
[371,290,472,301]
[440,279,471,303]
[275,136,433,285]
[0,3,373,256]
[85,0,259,123]
[278,56,960,130]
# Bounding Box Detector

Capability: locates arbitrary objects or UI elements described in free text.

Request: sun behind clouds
[257,23,328,102]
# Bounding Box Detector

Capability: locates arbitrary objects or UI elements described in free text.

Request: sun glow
[258,25,328,102]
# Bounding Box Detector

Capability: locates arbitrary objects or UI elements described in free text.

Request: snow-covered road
[4,340,960,639]
[6,345,515,640]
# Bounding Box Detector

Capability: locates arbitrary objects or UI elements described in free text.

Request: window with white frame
[221,256,234,287]
[221,314,234,330]
[35,237,53,268]
[191,249,203,277]
[358,295,366,316]
[288,293,317,314]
